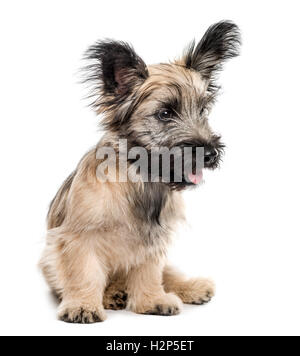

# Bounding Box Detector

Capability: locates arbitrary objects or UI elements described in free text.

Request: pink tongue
[188,171,203,184]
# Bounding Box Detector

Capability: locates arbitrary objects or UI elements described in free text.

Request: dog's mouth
[126,137,223,190]
[166,140,224,190]
[187,170,203,185]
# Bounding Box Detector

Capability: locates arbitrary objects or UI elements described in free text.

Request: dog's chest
[129,183,183,246]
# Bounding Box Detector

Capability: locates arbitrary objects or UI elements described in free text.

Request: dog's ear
[84,40,148,106]
[182,21,241,81]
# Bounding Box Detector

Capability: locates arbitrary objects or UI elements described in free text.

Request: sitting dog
[40,21,240,323]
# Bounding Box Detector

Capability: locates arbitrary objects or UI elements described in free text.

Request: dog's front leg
[126,260,182,316]
[163,266,215,305]
[56,235,107,324]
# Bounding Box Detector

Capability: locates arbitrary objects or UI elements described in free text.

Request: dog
[39,21,241,323]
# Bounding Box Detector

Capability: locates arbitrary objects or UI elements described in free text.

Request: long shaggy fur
[40,21,240,323]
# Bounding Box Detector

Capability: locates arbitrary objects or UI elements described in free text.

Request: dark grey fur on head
[83,40,149,121]
[83,21,241,192]
[83,20,241,114]
[184,21,241,81]
[47,21,241,244]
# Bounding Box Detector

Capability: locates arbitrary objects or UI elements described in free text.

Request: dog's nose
[204,148,218,167]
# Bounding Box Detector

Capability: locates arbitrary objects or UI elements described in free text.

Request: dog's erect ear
[84,40,148,103]
[183,21,241,80]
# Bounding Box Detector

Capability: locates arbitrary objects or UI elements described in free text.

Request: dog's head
[85,21,241,189]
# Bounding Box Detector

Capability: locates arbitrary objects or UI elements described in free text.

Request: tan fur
[40,137,215,322]
[39,22,242,323]
[39,42,226,323]
[163,266,215,304]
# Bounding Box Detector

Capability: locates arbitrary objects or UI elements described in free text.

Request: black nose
[204,148,218,167]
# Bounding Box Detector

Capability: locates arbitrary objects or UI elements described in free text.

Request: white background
[0,0,299,336]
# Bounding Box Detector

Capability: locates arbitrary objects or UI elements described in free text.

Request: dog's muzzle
[204,147,219,168]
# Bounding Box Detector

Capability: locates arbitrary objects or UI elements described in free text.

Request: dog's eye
[157,108,173,122]
[200,107,208,117]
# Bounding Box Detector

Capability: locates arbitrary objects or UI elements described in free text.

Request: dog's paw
[179,278,215,305]
[103,290,128,310]
[144,293,182,316]
[58,303,106,324]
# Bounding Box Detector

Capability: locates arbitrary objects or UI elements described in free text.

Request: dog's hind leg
[103,272,128,310]
[163,266,215,305]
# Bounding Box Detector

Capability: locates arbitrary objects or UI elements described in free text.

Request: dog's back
[47,171,76,229]
[40,21,240,323]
